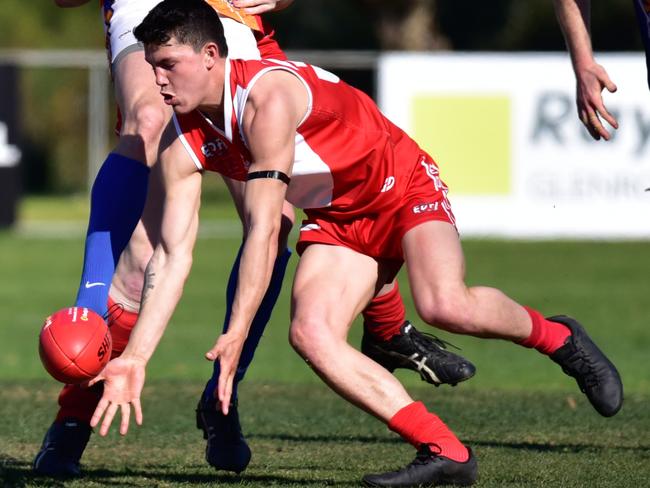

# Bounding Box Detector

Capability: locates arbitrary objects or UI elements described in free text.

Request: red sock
[55,297,139,423]
[517,306,571,355]
[388,401,469,462]
[55,383,104,424]
[363,283,406,341]
[106,296,139,357]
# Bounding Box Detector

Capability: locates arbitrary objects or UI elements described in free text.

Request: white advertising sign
[378,53,650,238]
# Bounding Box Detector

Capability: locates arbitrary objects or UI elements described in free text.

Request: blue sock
[75,153,150,317]
[202,246,292,405]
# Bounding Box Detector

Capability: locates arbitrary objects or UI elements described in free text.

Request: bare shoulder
[247,68,309,119]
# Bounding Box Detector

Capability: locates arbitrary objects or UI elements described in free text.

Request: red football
[39,307,112,384]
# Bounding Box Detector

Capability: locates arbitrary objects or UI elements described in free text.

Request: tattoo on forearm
[142,264,156,305]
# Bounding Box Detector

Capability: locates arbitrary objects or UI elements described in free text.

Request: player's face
[145,38,212,114]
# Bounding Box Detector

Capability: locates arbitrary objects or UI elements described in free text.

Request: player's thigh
[401,220,467,313]
[291,244,381,341]
[113,51,170,133]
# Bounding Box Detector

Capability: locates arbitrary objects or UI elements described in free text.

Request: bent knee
[289,317,329,360]
[121,102,169,147]
[417,292,480,334]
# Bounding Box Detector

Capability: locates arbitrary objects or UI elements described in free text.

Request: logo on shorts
[300,223,321,231]
[201,139,228,158]
[412,202,440,214]
[381,176,395,192]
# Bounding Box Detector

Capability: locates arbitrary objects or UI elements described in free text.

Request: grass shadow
[1,456,360,487]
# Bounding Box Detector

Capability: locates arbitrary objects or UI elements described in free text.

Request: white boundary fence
[0,49,110,191]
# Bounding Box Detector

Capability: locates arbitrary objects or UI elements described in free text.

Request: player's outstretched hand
[231,0,290,14]
[575,62,618,141]
[89,356,146,436]
[205,331,246,415]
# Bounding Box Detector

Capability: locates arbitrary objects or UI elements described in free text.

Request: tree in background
[361,0,449,50]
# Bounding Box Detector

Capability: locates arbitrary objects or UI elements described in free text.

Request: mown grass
[1,196,649,486]
[1,382,648,487]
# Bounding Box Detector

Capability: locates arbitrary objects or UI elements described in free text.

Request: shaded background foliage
[0,0,643,194]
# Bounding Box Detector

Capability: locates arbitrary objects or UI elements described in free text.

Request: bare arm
[206,70,308,413]
[222,175,247,230]
[232,0,295,14]
[54,0,91,7]
[553,0,618,140]
[90,124,203,436]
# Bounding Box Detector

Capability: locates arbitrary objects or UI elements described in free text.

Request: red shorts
[297,153,456,264]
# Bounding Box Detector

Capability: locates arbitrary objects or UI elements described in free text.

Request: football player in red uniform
[35,0,476,478]
[89,1,623,485]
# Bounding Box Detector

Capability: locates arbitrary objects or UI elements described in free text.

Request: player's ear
[203,42,219,68]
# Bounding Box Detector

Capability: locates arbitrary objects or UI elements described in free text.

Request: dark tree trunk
[359,0,450,50]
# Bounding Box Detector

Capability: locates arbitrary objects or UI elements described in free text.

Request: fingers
[119,402,131,436]
[602,73,618,94]
[579,111,601,140]
[217,365,234,415]
[588,113,610,140]
[205,344,219,361]
[90,397,109,429]
[232,0,275,14]
[576,67,619,141]
[598,106,619,131]
[90,397,141,436]
[579,109,613,141]
[133,398,144,426]
[99,401,119,436]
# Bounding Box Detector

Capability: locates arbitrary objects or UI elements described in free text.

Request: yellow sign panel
[412,96,511,195]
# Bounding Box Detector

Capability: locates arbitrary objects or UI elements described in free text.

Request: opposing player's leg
[197,197,294,473]
[289,244,477,486]
[34,134,167,477]
[75,36,170,317]
[402,219,623,417]
[32,302,138,476]
[361,280,476,386]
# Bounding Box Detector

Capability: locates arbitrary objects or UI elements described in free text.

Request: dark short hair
[134,0,228,57]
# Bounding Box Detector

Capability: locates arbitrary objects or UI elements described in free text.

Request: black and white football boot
[361,321,476,387]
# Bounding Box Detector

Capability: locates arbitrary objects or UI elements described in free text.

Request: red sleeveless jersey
[175,58,425,218]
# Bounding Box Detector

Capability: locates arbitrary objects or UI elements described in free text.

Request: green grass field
[1,197,649,487]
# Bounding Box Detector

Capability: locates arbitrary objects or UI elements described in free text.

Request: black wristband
[247,170,291,185]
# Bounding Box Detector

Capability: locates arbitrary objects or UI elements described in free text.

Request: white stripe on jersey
[287,133,334,209]
[172,114,204,171]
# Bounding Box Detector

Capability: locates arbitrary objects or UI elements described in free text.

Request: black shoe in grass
[196,399,251,473]
[33,418,91,477]
[362,445,478,487]
[361,321,476,386]
[548,315,623,417]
